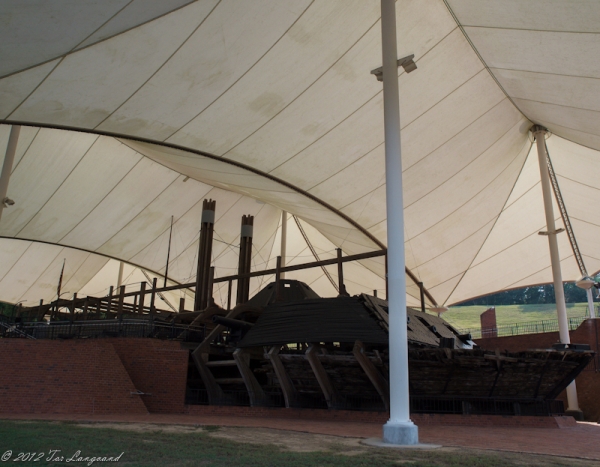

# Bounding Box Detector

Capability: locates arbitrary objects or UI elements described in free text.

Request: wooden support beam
[82,297,89,321]
[70,293,77,322]
[227,279,232,311]
[275,255,282,302]
[149,278,157,315]
[191,352,224,405]
[108,286,114,317]
[236,215,253,305]
[208,266,215,306]
[117,285,125,319]
[266,346,298,408]
[353,340,389,411]
[179,297,185,313]
[336,248,349,296]
[233,348,266,407]
[195,199,216,311]
[305,344,339,409]
[99,249,387,299]
[37,299,44,321]
[138,282,146,314]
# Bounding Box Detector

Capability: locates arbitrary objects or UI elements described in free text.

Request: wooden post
[82,297,89,321]
[227,279,232,311]
[208,266,215,306]
[336,248,348,296]
[275,256,282,302]
[37,299,44,321]
[70,293,77,322]
[179,297,186,313]
[195,199,216,312]
[236,215,254,305]
[337,248,343,290]
[418,282,425,313]
[108,286,114,315]
[149,278,157,314]
[117,285,125,319]
[138,282,146,314]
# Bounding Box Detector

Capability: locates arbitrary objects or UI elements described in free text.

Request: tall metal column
[280,211,287,280]
[532,125,580,413]
[380,0,418,445]
[0,125,21,223]
[586,289,596,319]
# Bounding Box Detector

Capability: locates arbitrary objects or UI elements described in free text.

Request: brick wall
[476,318,600,421]
[480,307,497,338]
[112,339,188,414]
[0,340,147,414]
[186,404,388,423]
[0,338,188,415]
[185,405,574,428]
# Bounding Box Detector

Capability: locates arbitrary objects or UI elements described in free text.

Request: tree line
[457,281,596,306]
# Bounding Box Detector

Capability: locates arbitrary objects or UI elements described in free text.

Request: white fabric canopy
[1,0,599,307]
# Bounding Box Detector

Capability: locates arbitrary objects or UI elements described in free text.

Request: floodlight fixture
[428,306,448,317]
[2,197,14,208]
[576,276,596,290]
[370,54,417,81]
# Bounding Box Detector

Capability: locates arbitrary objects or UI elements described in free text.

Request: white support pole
[586,288,596,319]
[532,125,580,414]
[0,125,21,224]
[280,211,287,280]
[117,261,124,289]
[380,0,418,445]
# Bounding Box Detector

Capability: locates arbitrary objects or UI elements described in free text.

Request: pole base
[565,409,584,421]
[383,420,419,445]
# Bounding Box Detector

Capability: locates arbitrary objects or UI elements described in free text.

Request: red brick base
[0,338,188,415]
[184,404,575,428]
[0,337,584,428]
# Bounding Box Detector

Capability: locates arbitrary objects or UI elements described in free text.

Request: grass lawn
[0,420,594,467]
[440,303,590,331]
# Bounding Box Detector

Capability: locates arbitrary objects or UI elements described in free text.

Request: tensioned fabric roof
[0,0,599,309]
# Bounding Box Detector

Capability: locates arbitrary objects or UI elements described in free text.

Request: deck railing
[458,315,588,340]
[0,318,205,342]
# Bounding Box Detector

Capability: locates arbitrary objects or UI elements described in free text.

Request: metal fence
[0,318,205,342]
[459,316,587,340]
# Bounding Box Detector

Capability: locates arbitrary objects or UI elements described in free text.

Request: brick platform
[0,338,187,415]
[112,339,188,414]
[185,404,575,428]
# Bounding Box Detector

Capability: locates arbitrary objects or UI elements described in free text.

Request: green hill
[440,302,591,331]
